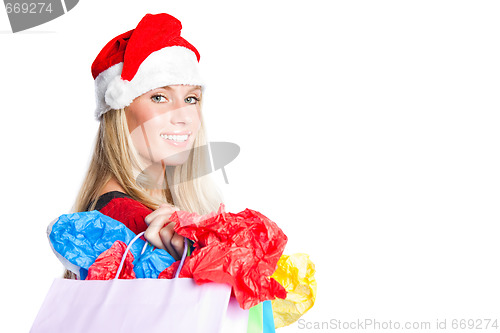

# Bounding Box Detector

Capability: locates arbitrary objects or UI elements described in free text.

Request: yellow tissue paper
[271,253,317,328]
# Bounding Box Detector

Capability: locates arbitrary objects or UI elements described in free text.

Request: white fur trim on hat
[94,46,204,120]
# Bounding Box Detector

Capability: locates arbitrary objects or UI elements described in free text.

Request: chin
[160,155,190,166]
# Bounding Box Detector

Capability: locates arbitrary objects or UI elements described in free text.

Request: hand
[144,203,184,260]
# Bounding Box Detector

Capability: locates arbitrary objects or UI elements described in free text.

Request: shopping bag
[247,301,276,333]
[31,232,249,333]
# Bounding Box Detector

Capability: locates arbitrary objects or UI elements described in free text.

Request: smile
[160,134,189,142]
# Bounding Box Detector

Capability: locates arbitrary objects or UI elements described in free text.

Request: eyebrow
[187,86,202,92]
[159,85,202,93]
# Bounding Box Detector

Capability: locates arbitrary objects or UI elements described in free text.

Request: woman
[70,13,222,269]
[47,12,315,330]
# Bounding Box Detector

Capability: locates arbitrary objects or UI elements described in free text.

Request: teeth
[160,134,189,142]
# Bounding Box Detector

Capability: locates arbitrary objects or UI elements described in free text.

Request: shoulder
[94,191,147,211]
[95,191,152,234]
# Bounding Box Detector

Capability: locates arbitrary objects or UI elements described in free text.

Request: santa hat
[91,13,204,120]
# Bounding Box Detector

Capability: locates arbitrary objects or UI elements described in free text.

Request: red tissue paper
[86,240,136,280]
[158,203,288,309]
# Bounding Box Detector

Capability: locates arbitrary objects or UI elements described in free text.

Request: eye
[185,96,200,104]
[151,94,167,103]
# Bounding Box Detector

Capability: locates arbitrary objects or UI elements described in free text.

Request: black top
[88,191,131,211]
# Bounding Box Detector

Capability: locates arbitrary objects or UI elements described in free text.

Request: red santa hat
[91,13,203,120]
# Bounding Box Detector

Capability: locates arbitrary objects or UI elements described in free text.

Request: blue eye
[185,96,200,104]
[152,94,167,103]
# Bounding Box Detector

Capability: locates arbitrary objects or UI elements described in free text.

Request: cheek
[129,112,168,147]
[127,113,165,161]
[189,107,202,133]
[129,124,151,159]
[126,103,159,133]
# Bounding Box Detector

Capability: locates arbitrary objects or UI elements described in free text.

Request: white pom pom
[105,76,132,110]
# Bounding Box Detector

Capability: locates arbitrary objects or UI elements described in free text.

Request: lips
[160,131,192,136]
[159,130,192,149]
[160,131,191,142]
[160,134,189,142]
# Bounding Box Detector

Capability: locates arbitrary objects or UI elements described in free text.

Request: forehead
[153,85,202,93]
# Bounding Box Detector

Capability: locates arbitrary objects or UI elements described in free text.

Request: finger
[170,232,185,259]
[144,206,172,225]
[145,206,178,227]
[144,226,166,250]
[144,215,172,250]
[159,224,180,260]
[145,213,170,236]
[144,229,165,250]
[144,204,180,225]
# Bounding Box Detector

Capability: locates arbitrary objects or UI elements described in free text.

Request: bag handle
[114,232,188,279]
[175,237,189,278]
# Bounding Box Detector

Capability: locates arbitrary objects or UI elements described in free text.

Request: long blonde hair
[73,103,223,215]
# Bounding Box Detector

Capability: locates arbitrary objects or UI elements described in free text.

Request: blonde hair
[73,102,223,215]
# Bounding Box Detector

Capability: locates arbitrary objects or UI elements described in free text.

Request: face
[125,85,202,167]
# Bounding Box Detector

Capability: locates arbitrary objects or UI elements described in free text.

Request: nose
[169,104,194,125]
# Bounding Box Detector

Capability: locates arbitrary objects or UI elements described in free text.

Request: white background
[1,1,499,332]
